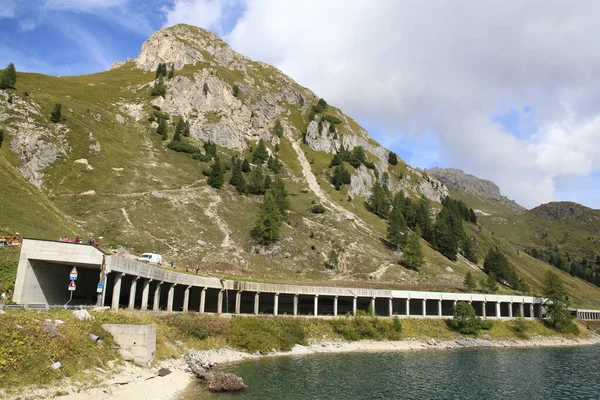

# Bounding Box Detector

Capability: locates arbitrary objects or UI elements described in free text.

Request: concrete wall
[102,324,156,367]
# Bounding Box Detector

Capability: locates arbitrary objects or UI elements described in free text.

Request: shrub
[323,114,342,124]
[49,103,62,123]
[447,302,483,334]
[232,84,240,97]
[167,141,201,154]
[310,203,326,213]
[229,317,305,354]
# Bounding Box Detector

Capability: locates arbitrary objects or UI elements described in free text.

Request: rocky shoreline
[7,334,600,400]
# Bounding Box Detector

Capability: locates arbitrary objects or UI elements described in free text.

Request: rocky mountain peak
[427,167,525,211]
[135,24,243,71]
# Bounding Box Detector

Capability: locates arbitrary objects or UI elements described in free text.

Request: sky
[1,0,600,209]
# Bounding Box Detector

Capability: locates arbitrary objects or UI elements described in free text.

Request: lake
[182,345,600,399]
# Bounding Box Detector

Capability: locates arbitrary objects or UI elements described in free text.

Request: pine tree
[464,271,477,291]
[0,63,16,89]
[232,84,240,97]
[248,165,266,195]
[207,156,225,189]
[49,103,62,123]
[253,192,281,244]
[415,197,433,241]
[272,118,283,138]
[156,118,167,137]
[462,237,478,263]
[349,146,366,167]
[175,118,185,137]
[387,205,407,249]
[167,63,174,79]
[253,139,269,163]
[229,158,244,188]
[264,174,272,189]
[0,128,4,148]
[329,153,342,168]
[268,177,289,215]
[161,129,168,141]
[403,227,424,270]
[331,162,351,190]
[485,272,499,293]
[368,182,391,219]
[183,120,191,137]
[469,208,478,224]
[172,129,182,142]
[151,76,166,97]
[203,141,217,159]
[241,158,251,173]
[388,151,398,165]
[433,214,458,261]
[543,271,576,333]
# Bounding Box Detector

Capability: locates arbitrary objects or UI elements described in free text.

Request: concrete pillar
[235,291,241,314]
[140,279,150,311]
[333,296,338,317]
[314,295,319,317]
[496,302,501,318]
[293,294,298,316]
[453,300,457,312]
[153,282,162,311]
[217,290,223,314]
[422,299,426,317]
[183,286,190,312]
[482,302,486,318]
[406,299,410,316]
[353,297,357,316]
[111,272,123,310]
[509,302,513,318]
[166,283,176,312]
[530,303,534,319]
[370,297,376,316]
[520,302,524,318]
[254,293,259,315]
[274,293,279,316]
[437,300,442,317]
[199,288,206,314]
[389,298,393,317]
[128,277,138,309]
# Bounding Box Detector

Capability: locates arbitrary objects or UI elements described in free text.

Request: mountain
[427,168,525,212]
[0,24,599,307]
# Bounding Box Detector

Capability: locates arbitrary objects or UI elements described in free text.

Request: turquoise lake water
[182,345,600,399]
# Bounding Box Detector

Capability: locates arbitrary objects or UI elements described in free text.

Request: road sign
[68,280,76,291]
[69,266,78,281]
[97,282,104,293]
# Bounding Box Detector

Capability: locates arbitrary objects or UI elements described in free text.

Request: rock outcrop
[530,202,600,223]
[427,167,524,210]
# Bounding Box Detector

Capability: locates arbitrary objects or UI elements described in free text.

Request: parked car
[138,253,163,265]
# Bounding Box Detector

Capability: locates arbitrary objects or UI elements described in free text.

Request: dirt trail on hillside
[287,134,375,234]
[202,188,233,248]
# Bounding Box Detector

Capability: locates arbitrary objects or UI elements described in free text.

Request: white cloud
[18,19,37,32]
[163,0,242,34]
[0,0,18,18]
[165,0,600,208]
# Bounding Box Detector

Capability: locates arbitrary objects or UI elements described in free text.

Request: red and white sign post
[66,267,77,307]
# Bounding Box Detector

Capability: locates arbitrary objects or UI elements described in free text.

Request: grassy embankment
[0,308,589,390]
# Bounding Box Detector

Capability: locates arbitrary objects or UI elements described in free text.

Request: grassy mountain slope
[0,24,599,307]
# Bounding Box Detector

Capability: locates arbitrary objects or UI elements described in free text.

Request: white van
[138,253,163,265]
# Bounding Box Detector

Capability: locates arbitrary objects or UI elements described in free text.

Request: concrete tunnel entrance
[28,260,100,305]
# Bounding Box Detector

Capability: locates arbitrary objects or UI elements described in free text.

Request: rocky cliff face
[427,167,524,210]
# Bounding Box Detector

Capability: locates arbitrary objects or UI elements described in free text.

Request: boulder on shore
[201,372,247,392]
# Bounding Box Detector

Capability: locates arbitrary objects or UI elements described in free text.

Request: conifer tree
[248,165,266,195]
[264,174,272,189]
[272,118,283,138]
[462,237,478,263]
[268,177,289,215]
[156,118,167,137]
[485,272,499,293]
[175,118,185,137]
[183,120,190,137]
[253,139,269,163]
[236,174,247,194]
[229,158,244,188]
[0,128,4,148]
[464,271,477,291]
[368,182,391,219]
[415,197,433,241]
[388,151,398,165]
[151,76,166,97]
[207,156,225,189]
[331,162,351,190]
[253,192,281,244]
[387,205,407,249]
[167,63,174,79]
[232,84,239,97]
[49,103,62,123]
[329,152,342,168]
[349,146,366,167]
[469,208,478,224]
[403,227,424,270]
[241,158,251,173]
[172,129,182,142]
[433,214,458,261]
[543,271,576,333]
[161,129,168,141]
[0,63,16,89]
